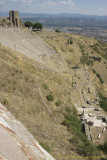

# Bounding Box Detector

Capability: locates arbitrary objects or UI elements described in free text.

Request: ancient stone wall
[9,11,20,27]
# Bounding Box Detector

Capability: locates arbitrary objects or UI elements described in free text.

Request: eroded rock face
[0,103,55,160]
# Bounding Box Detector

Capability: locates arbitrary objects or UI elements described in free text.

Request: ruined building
[9,11,20,27]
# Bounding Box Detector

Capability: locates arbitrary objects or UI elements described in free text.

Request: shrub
[96,73,104,84]
[78,141,98,158]
[62,107,82,135]
[69,48,74,52]
[62,119,70,126]
[98,141,107,154]
[42,83,49,90]
[2,19,6,23]
[99,93,107,111]
[93,70,104,84]
[3,99,9,105]
[79,43,93,66]
[92,69,96,74]
[12,73,14,76]
[8,22,11,26]
[39,142,51,153]
[55,100,61,106]
[55,29,60,33]
[66,107,72,113]
[80,54,93,66]
[69,136,80,145]
[46,94,54,101]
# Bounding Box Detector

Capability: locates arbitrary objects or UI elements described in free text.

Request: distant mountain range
[0,11,107,19]
[1,11,107,28]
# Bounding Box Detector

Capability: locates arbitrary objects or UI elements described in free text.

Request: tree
[32,23,43,30]
[24,21,33,28]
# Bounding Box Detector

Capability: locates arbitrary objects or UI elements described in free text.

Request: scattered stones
[87,100,92,105]
[82,106,87,109]
[97,116,103,120]
[72,82,77,88]
[88,113,95,117]
[88,87,91,93]
[97,134,101,139]
[102,128,106,132]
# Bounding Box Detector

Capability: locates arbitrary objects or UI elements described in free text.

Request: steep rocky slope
[0,28,107,160]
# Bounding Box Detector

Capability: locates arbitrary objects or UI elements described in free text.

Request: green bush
[99,93,107,111]
[96,73,104,84]
[39,142,51,153]
[98,141,107,154]
[3,99,9,105]
[66,107,72,113]
[69,48,74,52]
[2,19,6,23]
[80,54,93,66]
[78,141,98,158]
[12,73,14,76]
[92,69,96,74]
[69,136,80,145]
[79,43,93,66]
[46,94,54,101]
[42,83,49,90]
[62,107,83,136]
[55,29,61,33]
[93,70,104,84]
[8,22,11,26]
[55,100,61,106]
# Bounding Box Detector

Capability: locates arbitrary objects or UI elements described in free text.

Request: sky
[0,0,107,15]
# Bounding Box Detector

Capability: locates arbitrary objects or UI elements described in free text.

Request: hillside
[0,28,107,160]
[38,30,107,87]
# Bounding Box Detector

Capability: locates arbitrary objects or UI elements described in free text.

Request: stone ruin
[9,11,20,27]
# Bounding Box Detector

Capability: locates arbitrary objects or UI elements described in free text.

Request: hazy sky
[0,0,107,15]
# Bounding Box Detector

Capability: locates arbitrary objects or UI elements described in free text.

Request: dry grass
[0,44,81,160]
[38,30,107,94]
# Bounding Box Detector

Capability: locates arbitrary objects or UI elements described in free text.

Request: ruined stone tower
[9,11,20,27]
